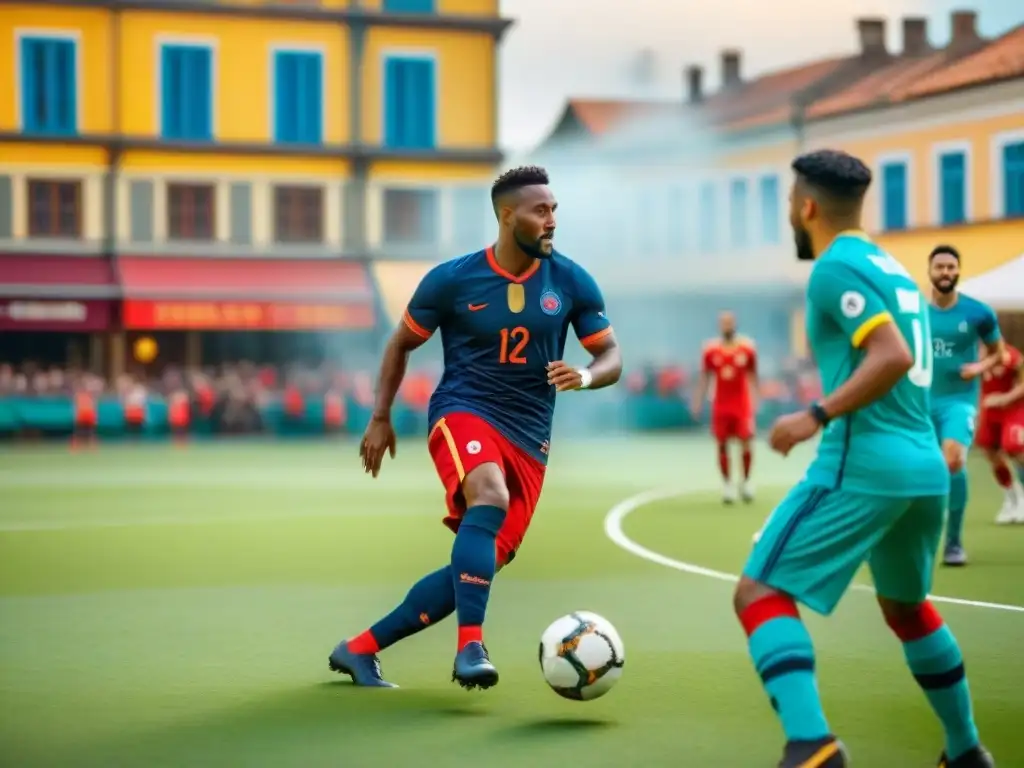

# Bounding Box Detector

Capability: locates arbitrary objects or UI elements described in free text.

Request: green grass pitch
[1,437,1022,767]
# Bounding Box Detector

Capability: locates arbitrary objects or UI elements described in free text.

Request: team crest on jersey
[958,321,968,333]
[734,352,748,367]
[539,290,562,316]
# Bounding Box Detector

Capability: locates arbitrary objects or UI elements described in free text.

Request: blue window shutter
[729,178,747,247]
[384,58,400,147]
[1005,141,1024,217]
[54,40,75,133]
[417,60,435,149]
[305,54,322,143]
[939,152,965,225]
[401,62,418,147]
[882,162,907,231]
[194,47,212,140]
[759,175,779,243]
[273,52,286,141]
[161,46,176,138]
[384,0,435,12]
[20,38,38,132]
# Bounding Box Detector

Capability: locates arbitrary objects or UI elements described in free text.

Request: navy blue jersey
[404,246,612,464]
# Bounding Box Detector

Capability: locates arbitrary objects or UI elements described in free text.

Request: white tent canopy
[959,254,1024,310]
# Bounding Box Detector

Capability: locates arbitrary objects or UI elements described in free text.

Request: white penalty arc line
[604,488,1024,615]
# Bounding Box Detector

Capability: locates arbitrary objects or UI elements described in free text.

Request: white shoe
[741,480,755,503]
[723,482,738,505]
[996,492,1018,525]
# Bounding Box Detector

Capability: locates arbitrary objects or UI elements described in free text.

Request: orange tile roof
[902,23,1024,99]
[562,98,676,135]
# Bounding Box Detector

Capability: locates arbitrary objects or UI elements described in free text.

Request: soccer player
[691,311,758,503]
[735,150,992,768]
[977,343,1024,523]
[327,166,622,690]
[927,245,1005,566]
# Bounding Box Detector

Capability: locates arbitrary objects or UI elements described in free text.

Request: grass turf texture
[1,437,1022,767]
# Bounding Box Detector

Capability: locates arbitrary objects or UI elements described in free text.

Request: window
[881,161,908,231]
[383,57,435,150]
[27,180,81,238]
[729,178,748,248]
[383,189,438,244]
[168,183,215,240]
[698,182,716,252]
[667,187,686,253]
[274,186,323,243]
[383,0,435,10]
[451,187,489,252]
[759,174,780,244]
[1004,140,1024,218]
[273,50,323,144]
[161,43,212,141]
[19,36,77,135]
[936,151,966,225]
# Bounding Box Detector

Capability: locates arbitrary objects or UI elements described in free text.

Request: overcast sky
[497,0,1024,151]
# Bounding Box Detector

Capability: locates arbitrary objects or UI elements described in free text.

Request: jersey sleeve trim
[579,326,613,351]
[429,417,466,481]
[402,309,434,340]
[850,311,892,348]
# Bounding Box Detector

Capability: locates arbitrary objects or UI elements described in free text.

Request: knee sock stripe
[759,488,829,580]
[885,601,944,642]
[760,656,815,684]
[915,663,966,691]
[740,595,800,636]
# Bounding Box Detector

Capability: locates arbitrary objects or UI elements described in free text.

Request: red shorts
[976,408,1024,454]
[428,411,546,567]
[711,410,754,442]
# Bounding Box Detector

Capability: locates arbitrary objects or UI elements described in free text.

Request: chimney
[902,17,929,56]
[721,49,742,87]
[857,18,888,58]
[950,10,980,49]
[686,64,703,103]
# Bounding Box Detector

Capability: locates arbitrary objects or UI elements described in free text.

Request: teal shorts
[931,401,977,449]
[744,482,945,615]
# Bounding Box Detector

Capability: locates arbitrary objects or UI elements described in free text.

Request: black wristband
[809,402,830,426]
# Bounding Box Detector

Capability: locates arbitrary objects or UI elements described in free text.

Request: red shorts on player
[977,408,1024,454]
[712,410,754,442]
[428,411,546,567]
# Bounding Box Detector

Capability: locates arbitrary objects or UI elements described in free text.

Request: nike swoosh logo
[468,303,488,311]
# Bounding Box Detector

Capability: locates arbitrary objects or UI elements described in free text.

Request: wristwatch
[808,401,830,426]
[578,368,593,389]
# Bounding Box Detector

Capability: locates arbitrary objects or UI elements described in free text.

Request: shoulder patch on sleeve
[840,290,867,319]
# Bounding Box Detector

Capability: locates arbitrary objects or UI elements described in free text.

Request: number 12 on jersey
[499,326,529,364]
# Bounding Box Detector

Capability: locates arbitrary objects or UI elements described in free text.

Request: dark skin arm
[360,323,427,477]
[547,331,623,391]
[769,320,913,455]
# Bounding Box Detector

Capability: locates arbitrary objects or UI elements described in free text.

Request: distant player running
[691,311,758,503]
[977,343,1024,523]
[735,150,992,768]
[927,245,1004,566]
[328,166,622,690]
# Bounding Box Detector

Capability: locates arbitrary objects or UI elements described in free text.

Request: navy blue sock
[350,566,455,653]
[451,504,506,649]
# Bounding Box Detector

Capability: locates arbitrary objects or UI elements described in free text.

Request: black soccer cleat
[778,736,848,768]
[328,641,397,688]
[452,641,499,690]
[938,745,995,767]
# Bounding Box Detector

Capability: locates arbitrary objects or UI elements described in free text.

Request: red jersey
[703,337,757,415]
[981,345,1023,413]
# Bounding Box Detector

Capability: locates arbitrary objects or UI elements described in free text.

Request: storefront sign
[0,300,112,331]
[123,300,375,330]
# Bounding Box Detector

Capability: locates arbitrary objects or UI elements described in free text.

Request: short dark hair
[791,150,872,201]
[929,244,960,262]
[491,165,549,205]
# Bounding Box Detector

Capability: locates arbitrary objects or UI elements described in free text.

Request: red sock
[883,600,944,642]
[742,448,753,479]
[718,443,730,480]
[994,463,1012,489]
[347,630,380,654]
[458,625,482,650]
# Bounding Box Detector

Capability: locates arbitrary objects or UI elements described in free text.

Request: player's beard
[722,330,735,342]
[514,228,554,260]
[932,276,959,294]
[794,225,815,261]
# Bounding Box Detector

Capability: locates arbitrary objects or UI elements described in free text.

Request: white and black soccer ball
[538,611,624,701]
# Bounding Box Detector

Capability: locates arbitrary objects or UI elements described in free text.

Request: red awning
[118,257,376,330]
[0,254,118,299]
[117,257,371,302]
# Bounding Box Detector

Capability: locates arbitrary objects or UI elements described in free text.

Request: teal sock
[744,599,830,741]
[904,625,979,759]
[946,471,968,548]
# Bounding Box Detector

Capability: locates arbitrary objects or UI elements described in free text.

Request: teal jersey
[928,293,1000,404]
[803,233,948,497]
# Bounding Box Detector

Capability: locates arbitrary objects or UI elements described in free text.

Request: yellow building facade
[0,0,509,259]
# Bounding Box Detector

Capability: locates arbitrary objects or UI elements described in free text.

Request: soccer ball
[538,611,624,700]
